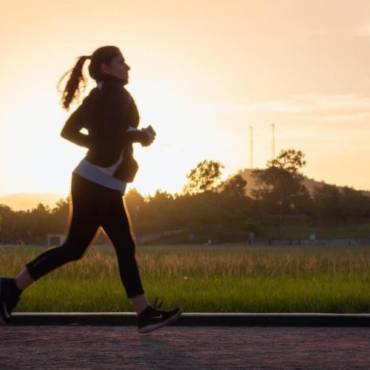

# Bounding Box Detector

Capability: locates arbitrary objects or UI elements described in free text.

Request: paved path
[10,312,370,326]
[1,326,370,369]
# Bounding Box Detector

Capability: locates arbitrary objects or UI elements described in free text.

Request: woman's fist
[139,126,156,146]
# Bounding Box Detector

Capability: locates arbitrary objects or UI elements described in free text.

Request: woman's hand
[139,126,156,147]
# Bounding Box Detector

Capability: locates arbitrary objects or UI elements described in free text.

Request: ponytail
[56,46,121,110]
[57,55,91,111]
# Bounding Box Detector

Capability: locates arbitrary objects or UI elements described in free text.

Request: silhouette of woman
[0,45,182,333]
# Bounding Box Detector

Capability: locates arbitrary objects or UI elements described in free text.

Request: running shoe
[0,277,22,324]
[137,297,182,333]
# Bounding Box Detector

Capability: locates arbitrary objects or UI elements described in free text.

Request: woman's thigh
[100,193,135,249]
[67,174,104,247]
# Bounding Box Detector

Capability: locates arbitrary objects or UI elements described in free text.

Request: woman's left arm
[113,91,153,146]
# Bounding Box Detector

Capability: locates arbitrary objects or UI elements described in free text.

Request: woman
[0,45,182,333]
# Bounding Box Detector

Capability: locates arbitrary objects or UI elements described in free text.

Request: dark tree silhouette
[183,160,224,195]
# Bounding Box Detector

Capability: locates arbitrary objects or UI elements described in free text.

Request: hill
[0,192,67,211]
[1,171,369,211]
[237,169,370,198]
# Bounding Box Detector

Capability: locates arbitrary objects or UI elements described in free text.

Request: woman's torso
[83,79,139,167]
[71,76,140,193]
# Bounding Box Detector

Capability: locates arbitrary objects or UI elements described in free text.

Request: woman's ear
[100,62,109,75]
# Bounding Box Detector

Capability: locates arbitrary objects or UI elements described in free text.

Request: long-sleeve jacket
[60,74,146,182]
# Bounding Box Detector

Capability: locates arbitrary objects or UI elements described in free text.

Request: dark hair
[57,45,121,110]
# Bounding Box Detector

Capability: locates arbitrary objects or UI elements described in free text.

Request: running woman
[0,45,182,333]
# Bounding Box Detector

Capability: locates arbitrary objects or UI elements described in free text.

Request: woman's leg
[100,191,148,313]
[19,174,100,289]
[14,268,34,291]
[131,294,150,314]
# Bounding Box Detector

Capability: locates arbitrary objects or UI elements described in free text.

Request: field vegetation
[1,244,369,313]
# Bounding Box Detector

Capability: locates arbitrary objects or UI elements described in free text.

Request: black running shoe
[0,277,22,324]
[137,297,183,333]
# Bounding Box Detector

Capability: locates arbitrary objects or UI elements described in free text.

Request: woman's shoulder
[81,87,99,104]
[101,84,134,104]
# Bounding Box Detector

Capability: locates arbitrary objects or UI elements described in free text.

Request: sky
[1,0,370,199]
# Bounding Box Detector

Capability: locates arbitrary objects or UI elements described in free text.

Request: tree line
[1,148,370,244]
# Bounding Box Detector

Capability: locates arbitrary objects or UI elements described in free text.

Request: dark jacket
[61,74,146,182]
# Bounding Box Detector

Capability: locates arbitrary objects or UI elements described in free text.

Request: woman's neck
[99,73,124,84]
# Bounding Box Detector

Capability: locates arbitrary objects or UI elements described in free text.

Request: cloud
[352,23,370,37]
[308,28,330,36]
[192,94,370,116]
[290,94,370,112]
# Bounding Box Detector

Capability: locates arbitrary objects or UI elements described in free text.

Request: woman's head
[57,45,130,110]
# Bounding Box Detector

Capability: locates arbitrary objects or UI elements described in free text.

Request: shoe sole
[138,309,183,334]
[0,278,10,325]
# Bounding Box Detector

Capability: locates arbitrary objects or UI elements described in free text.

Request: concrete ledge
[7,312,370,326]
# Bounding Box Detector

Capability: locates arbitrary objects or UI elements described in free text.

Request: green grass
[1,244,370,313]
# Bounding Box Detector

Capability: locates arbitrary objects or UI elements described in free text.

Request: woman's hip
[71,173,122,204]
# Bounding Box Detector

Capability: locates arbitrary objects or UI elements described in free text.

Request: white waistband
[73,159,127,194]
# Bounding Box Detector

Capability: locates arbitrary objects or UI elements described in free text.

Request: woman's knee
[66,249,85,261]
[58,241,86,262]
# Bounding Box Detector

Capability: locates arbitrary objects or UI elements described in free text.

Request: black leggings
[25,173,145,298]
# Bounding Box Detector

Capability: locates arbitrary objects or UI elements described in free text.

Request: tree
[339,186,369,221]
[217,174,250,233]
[50,198,70,233]
[29,203,51,243]
[125,188,145,215]
[251,149,311,218]
[183,160,224,195]
[313,184,342,224]
[0,205,17,243]
[220,174,247,199]
[267,149,306,175]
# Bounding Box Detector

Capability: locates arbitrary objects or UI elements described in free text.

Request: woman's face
[100,54,130,84]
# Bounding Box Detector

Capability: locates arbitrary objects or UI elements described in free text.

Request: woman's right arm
[60,99,91,147]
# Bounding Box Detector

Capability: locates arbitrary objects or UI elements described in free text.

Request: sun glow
[128,78,222,195]
[2,0,370,203]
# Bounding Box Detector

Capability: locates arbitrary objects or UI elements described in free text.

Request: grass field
[1,243,370,313]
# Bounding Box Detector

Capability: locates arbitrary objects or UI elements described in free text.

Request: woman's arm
[60,99,90,147]
[125,128,154,145]
[60,88,154,148]
[107,89,154,146]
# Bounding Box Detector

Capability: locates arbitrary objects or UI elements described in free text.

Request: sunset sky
[1,0,370,199]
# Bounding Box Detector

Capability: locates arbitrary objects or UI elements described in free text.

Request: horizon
[2,166,370,212]
[1,1,370,197]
